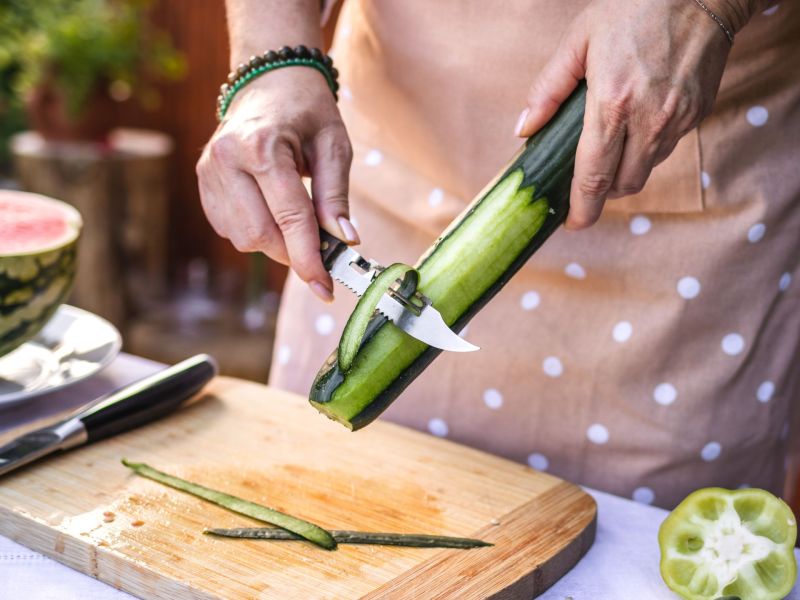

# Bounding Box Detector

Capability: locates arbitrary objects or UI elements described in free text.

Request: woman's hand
[197,67,357,302]
[516,0,756,229]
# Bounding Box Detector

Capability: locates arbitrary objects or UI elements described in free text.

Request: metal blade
[0,419,87,477]
[328,247,479,352]
[376,295,479,352]
[328,247,374,297]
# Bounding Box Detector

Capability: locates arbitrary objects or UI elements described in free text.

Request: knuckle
[528,79,558,110]
[324,191,349,208]
[272,204,312,233]
[317,124,353,164]
[613,183,645,197]
[568,213,597,229]
[579,173,614,199]
[242,224,273,250]
[647,108,672,141]
[241,126,273,152]
[209,133,239,166]
[195,151,210,177]
[599,95,630,134]
[330,136,353,165]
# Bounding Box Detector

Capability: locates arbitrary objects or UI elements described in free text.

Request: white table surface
[1,353,798,600]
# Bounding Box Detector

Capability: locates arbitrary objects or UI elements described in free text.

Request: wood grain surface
[0,377,596,599]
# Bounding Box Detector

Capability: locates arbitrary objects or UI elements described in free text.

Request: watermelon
[0,191,82,357]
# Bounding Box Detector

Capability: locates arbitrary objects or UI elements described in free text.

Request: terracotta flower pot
[24,78,118,143]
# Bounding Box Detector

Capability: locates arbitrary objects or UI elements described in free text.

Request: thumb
[308,124,359,244]
[516,22,588,138]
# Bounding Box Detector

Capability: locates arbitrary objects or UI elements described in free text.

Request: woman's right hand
[196,67,358,303]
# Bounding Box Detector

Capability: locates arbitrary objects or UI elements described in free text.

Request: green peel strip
[121,459,337,550]
[204,527,492,549]
[338,263,418,372]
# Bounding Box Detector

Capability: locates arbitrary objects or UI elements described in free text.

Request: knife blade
[319,230,478,352]
[0,354,217,478]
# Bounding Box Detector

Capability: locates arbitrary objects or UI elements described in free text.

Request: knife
[320,230,478,353]
[0,354,217,478]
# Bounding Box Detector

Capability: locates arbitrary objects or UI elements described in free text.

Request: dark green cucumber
[339,263,418,372]
[310,82,587,430]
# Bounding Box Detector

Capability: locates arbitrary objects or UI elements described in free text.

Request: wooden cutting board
[0,376,596,599]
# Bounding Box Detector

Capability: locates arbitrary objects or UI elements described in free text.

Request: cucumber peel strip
[204,527,492,549]
[659,487,797,600]
[121,459,337,550]
[338,263,418,372]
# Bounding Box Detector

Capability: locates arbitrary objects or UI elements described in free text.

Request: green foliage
[0,0,186,118]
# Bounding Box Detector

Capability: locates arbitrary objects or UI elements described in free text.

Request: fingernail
[337,216,360,245]
[515,108,529,137]
[310,280,334,303]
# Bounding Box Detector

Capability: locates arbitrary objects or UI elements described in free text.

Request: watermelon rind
[0,192,82,358]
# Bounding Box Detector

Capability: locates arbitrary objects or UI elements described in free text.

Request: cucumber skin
[311,82,587,430]
[338,263,417,372]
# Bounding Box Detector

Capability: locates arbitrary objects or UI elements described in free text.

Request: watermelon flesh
[0,191,82,357]
[0,194,79,254]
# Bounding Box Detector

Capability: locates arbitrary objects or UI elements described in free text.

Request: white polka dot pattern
[757,381,775,403]
[427,418,448,437]
[677,276,701,299]
[520,291,540,311]
[542,357,563,377]
[483,388,503,409]
[747,223,766,243]
[315,314,335,336]
[565,263,586,279]
[276,344,291,366]
[653,383,677,406]
[632,487,655,505]
[428,188,444,207]
[746,106,769,127]
[701,442,721,462]
[587,423,609,445]
[721,333,745,356]
[779,272,792,291]
[527,453,549,471]
[364,149,383,166]
[701,171,711,189]
[612,321,633,343]
[629,216,651,235]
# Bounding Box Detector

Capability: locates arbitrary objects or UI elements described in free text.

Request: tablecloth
[1,353,797,599]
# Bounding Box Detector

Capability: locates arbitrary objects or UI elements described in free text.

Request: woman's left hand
[516,0,758,229]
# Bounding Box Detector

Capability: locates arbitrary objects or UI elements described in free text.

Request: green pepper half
[659,487,797,600]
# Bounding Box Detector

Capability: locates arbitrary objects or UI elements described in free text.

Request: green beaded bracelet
[217,46,339,121]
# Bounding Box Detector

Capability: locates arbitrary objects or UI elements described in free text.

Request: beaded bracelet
[217,45,339,121]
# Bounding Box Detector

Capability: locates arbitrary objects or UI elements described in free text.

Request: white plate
[0,305,121,408]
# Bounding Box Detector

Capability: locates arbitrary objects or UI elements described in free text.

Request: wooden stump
[11,129,172,330]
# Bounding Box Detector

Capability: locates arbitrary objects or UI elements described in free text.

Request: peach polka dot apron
[269,0,800,509]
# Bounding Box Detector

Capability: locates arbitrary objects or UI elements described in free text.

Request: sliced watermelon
[0,191,82,357]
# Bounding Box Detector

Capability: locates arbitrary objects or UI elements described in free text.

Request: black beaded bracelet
[216,45,339,121]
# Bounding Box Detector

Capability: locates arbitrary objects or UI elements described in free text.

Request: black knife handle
[75,354,218,444]
[320,228,349,271]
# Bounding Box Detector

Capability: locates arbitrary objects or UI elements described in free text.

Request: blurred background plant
[0,0,185,148]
